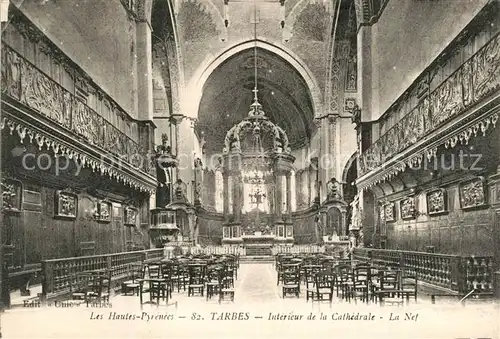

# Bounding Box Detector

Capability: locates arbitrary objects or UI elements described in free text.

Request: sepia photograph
[0,0,499,338]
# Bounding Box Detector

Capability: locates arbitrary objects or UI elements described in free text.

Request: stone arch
[341,151,358,184]
[185,39,323,119]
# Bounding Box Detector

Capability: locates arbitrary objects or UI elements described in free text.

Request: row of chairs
[70,271,111,303]
[276,256,418,306]
[334,263,418,305]
[121,258,238,306]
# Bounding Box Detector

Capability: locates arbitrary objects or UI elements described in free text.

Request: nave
[2,254,498,339]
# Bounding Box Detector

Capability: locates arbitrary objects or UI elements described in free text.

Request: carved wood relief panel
[426,188,448,215]
[384,202,395,222]
[359,33,500,176]
[400,197,416,220]
[54,191,77,219]
[124,207,138,226]
[459,177,487,210]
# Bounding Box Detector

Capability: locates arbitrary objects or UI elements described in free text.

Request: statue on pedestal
[155,133,173,207]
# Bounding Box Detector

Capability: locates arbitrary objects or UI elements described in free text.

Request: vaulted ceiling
[198,47,316,155]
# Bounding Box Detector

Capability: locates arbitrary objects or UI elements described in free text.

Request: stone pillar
[286,173,292,217]
[174,116,196,203]
[234,173,242,223]
[1,0,10,23]
[308,168,314,205]
[341,210,347,237]
[136,21,153,121]
[358,25,377,122]
[223,172,229,222]
[275,174,282,220]
[489,167,500,299]
[319,118,329,203]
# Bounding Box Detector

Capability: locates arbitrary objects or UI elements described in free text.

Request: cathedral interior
[0,0,499,337]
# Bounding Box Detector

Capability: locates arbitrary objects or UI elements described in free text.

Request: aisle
[236,263,281,303]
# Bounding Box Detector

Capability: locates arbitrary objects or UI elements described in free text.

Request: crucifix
[249,188,266,211]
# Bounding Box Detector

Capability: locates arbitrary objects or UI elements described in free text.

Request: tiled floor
[2,263,499,339]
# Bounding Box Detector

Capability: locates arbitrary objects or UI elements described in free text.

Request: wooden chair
[70,273,93,302]
[217,269,235,304]
[121,264,143,296]
[139,278,169,308]
[334,265,352,299]
[282,271,301,298]
[375,270,406,306]
[187,266,205,297]
[349,266,370,304]
[87,273,111,303]
[307,272,334,304]
[206,266,221,301]
[401,273,418,302]
[144,263,161,279]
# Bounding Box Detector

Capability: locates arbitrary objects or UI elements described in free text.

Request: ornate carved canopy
[222,94,291,156]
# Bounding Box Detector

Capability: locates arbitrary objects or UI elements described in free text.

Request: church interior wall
[384,183,495,257]
[1,133,151,275]
[368,0,490,121]
[11,0,139,117]
[2,177,149,268]
[369,129,500,254]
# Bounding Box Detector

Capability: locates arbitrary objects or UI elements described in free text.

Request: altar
[241,233,276,245]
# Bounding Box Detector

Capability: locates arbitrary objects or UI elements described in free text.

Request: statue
[351,104,361,126]
[326,178,342,200]
[358,228,364,248]
[194,182,202,202]
[173,179,187,202]
[155,134,173,207]
[315,214,324,237]
[349,194,361,230]
[156,133,171,155]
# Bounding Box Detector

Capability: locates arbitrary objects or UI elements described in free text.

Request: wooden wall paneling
[22,188,43,265]
[3,212,22,269]
[42,187,55,260]
[23,210,42,265]
[113,204,127,251]
[76,196,96,256]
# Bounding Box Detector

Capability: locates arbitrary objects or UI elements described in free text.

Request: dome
[222,94,291,155]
